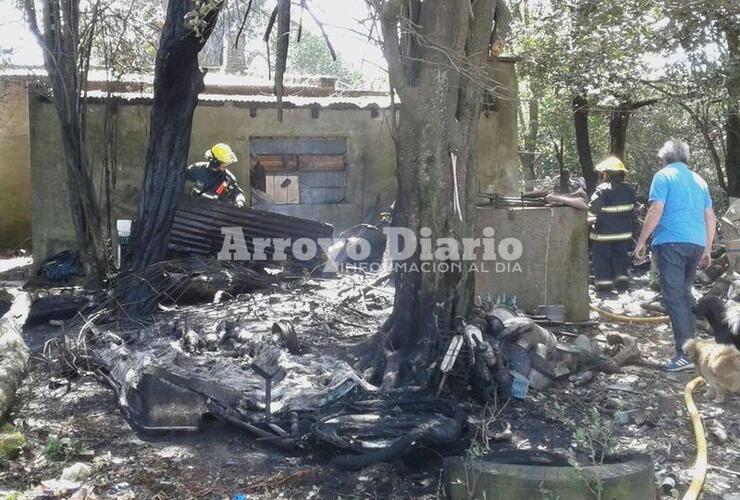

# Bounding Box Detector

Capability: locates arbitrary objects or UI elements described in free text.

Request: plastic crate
[510,371,530,399]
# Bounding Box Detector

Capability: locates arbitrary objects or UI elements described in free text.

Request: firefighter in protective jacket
[186,143,247,207]
[589,157,636,292]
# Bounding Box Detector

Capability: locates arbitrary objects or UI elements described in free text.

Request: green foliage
[521,87,611,178]
[511,0,660,100]
[43,438,65,462]
[551,403,612,499]
[0,424,26,461]
[93,0,165,75]
[538,482,562,500]
[69,438,83,456]
[42,436,84,463]
[185,0,226,40]
[553,403,615,466]
[288,31,362,88]
[511,0,736,198]
[625,102,727,204]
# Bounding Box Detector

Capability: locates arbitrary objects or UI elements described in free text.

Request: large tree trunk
[727,113,740,198]
[521,89,540,180]
[608,99,658,161]
[608,105,630,160]
[0,291,30,419]
[25,0,108,284]
[680,102,727,192]
[725,22,740,198]
[121,0,222,315]
[361,0,495,388]
[572,94,596,193]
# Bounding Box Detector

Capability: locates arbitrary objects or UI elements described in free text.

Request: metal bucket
[535,304,566,322]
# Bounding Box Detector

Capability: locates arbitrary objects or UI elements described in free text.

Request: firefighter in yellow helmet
[185,143,247,207]
[589,157,636,293]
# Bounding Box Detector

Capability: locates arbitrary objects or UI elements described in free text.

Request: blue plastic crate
[510,371,530,399]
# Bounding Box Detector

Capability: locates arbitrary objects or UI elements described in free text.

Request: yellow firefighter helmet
[206,143,238,165]
[595,156,627,173]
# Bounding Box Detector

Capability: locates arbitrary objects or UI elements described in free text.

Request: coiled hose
[589,304,670,324]
[683,376,707,500]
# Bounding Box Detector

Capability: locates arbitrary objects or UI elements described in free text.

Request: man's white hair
[658,140,690,164]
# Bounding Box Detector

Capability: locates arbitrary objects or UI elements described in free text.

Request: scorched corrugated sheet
[168,196,334,264]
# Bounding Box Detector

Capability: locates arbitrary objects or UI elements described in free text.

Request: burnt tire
[313,395,467,470]
[444,452,655,500]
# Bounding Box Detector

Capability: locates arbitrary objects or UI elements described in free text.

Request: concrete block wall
[474,206,590,321]
[0,81,32,249]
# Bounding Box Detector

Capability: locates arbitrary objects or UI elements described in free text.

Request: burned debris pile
[110,256,276,313]
[20,199,739,478]
[16,246,654,472]
[60,263,472,468]
[313,391,466,470]
[431,298,644,405]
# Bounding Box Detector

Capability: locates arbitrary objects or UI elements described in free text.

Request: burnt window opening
[250,137,347,205]
[483,90,498,113]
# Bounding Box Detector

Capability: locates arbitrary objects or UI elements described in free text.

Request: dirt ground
[1,259,740,499]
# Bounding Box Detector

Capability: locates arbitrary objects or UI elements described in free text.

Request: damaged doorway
[250,137,348,205]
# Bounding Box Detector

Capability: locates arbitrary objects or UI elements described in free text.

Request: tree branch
[274,0,290,122]
[630,98,659,110]
[24,0,43,41]
[641,80,726,190]
[375,0,414,105]
[303,2,337,61]
[263,5,278,42]
[233,0,253,49]
[297,0,305,43]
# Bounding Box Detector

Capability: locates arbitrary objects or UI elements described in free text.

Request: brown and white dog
[683,338,740,403]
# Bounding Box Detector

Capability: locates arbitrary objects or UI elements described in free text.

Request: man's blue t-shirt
[649,162,712,247]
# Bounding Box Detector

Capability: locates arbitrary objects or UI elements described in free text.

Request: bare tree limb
[233,0,254,49]
[274,0,290,122]
[303,2,337,61]
[375,0,414,105]
[266,38,271,80]
[642,79,727,191]
[263,5,278,42]
[297,0,305,43]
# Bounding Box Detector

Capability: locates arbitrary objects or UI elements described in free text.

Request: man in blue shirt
[634,140,717,371]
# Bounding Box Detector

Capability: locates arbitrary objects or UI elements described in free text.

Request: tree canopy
[511,0,738,200]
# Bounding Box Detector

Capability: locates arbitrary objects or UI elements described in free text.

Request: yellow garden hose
[683,376,707,500]
[589,304,670,324]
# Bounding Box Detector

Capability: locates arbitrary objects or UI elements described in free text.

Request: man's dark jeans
[655,243,704,356]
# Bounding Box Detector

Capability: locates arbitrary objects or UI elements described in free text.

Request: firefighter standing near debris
[186,143,247,207]
[589,157,636,293]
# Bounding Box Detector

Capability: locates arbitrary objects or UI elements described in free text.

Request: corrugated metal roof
[0,67,332,88]
[198,93,391,108]
[5,65,391,109]
[81,90,392,109]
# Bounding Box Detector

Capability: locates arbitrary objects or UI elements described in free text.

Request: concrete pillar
[474,205,590,321]
[476,57,521,196]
